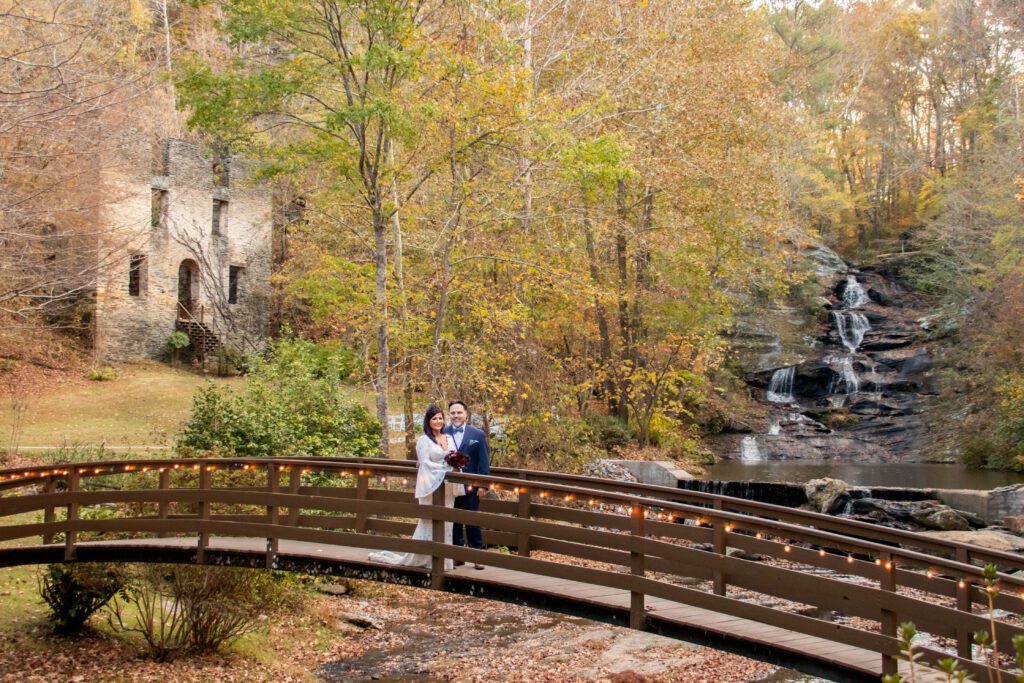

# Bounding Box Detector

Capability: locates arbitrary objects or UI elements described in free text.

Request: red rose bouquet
[445,450,469,469]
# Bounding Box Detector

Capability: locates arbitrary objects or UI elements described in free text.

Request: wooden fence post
[355,471,369,534]
[879,551,898,677]
[42,477,57,544]
[287,468,302,527]
[630,504,646,630]
[266,464,280,570]
[431,485,446,590]
[712,499,726,596]
[157,468,170,538]
[517,487,532,558]
[197,465,211,563]
[64,468,79,561]
[955,547,972,661]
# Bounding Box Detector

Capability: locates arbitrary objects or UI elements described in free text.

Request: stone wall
[94,134,272,361]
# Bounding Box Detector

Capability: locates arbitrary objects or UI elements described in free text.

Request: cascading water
[832,311,870,353]
[827,355,860,406]
[842,274,870,309]
[740,436,762,463]
[828,275,870,406]
[766,366,796,403]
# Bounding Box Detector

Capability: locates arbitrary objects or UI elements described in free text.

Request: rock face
[805,478,850,515]
[918,530,1024,553]
[722,254,940,464]
[846,498,979,531]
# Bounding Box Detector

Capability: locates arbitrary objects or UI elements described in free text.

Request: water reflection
[703,462,1024,490]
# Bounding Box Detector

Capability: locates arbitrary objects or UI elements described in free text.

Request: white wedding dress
[368,434,461,570]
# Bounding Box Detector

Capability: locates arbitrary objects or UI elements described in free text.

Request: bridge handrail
[2,455,1022,679]
[4,455,1024,575]
[306,456,1024,572]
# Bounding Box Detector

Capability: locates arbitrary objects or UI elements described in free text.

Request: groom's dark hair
[448,400,468,413]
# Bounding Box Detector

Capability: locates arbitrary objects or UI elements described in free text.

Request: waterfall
[832,311,870,353]
[740,436,762,463]
[768,418,781,435]
[826,355,860,403]
[827,275,870,403]
[842,274,870,309]
[766,366,796,403]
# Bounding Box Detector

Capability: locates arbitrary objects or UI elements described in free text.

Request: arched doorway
[177,259,199,319]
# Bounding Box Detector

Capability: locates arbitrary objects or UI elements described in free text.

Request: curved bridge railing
[1,456,1023,680]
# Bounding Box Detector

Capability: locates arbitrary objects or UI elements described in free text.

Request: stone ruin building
[92,135,272,362]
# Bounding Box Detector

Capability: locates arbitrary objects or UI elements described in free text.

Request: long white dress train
[368,434,462,570]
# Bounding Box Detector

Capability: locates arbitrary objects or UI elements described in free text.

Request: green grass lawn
[2,362,243,450]
[2,360,380,454]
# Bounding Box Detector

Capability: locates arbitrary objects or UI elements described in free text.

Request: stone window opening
[128,254,147,297]
[228,265,244,304]
[151,189,167,229]
[212,199,227,234]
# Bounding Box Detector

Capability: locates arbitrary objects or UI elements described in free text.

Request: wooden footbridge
[2,456,1024,681]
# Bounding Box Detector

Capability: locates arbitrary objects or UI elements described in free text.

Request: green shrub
[660,428,716,466]
[583,414,632,451]
[39,563,128,634]
[176,336,379,458]
[164,331,190,367]
[86,366,117,381]
[498,415,601,472]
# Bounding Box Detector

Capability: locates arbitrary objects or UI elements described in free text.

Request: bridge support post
[431,485,446,590]
[517,488,532,558]
[287,468,302,527]
[64,468,79,561]
[712,499,726,596]
[197,465,211,563]
[266,464,280,570]
[157,468,170,538]
[355,472,369,534]
[42,477,57,544]
[879,551,897,676]
[955,547,972,661]
[630,504,646,630]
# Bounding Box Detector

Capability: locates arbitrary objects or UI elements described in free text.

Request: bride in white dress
[368,405,463,570]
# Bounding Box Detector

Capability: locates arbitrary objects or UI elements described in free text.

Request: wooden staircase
[176,319,222,357]
[176,301,223,359]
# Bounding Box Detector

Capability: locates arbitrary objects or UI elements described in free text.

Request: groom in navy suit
[444,400,490,568]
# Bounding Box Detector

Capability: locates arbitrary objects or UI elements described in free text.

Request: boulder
[727,548,764,561]
[1003,516,1024,535]
[805,478,850,515]
[804,245,849,280]
[918,530,1024,554]
[911,505,971,531]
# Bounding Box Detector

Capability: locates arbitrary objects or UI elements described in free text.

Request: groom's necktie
[453,426,464,449]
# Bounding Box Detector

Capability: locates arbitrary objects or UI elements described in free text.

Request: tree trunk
[581,200,616,415]
[614,179,631,422]
[520,0,534,233]
[386,139,416,460]
[373,201,390,456]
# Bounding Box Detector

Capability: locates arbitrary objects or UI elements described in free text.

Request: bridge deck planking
[4,535,894,680]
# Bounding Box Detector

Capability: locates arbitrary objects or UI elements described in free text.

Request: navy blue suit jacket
[444,423,490,494]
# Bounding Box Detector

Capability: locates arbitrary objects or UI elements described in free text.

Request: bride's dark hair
[422,404,444,443]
